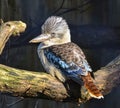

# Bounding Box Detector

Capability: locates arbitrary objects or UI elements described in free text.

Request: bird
[30,16,103,99]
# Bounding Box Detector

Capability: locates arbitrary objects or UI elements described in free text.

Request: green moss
[9,71,19,76]
[24,75,36,80]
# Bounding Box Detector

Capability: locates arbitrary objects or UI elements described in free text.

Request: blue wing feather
[44,49,84,85]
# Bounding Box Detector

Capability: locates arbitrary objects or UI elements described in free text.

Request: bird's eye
[51,33,56,37]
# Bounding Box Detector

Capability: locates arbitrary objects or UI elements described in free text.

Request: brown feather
[81,73,103,99]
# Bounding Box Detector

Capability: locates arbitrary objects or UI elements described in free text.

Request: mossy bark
[0,64,68,100]
[0,54,120,103]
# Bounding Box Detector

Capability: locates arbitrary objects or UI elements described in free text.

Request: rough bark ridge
[0,20,120,104]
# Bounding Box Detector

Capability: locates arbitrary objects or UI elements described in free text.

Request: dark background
[0,0,120,108]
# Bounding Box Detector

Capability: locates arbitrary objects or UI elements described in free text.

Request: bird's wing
[44,42,103,99]
[44,42,92,85]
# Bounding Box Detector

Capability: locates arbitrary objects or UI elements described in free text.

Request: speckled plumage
[42,42,92,85]
[31,16,103,99]
[45,42,92,75]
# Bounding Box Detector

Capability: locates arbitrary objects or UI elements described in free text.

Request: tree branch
[94,55,120,95]
[50,0,65,15]
[57,0,92,16]
[0,20,120,104]
[0,55,120,103]
[0,20,26,54]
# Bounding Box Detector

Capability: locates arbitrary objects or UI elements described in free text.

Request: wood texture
[0,54,120,103]
[0,20,26,54]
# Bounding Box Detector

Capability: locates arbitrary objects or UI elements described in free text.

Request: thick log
[0,20,26,54]
[0,54,120,103]
[94,55,120,95]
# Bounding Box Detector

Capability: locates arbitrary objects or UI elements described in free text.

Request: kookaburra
[30,16,103,99]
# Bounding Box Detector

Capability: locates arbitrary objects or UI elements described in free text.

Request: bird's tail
[81,73,103,99]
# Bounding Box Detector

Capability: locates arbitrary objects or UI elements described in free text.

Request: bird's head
[30,16,71,49]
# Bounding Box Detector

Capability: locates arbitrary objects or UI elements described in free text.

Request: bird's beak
[29,34,51,43]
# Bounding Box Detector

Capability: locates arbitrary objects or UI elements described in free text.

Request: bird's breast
[37,45,66,82]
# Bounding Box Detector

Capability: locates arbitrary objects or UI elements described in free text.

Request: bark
[0,20,26,54]
[0,20,120,104]
[0,56,120,103]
